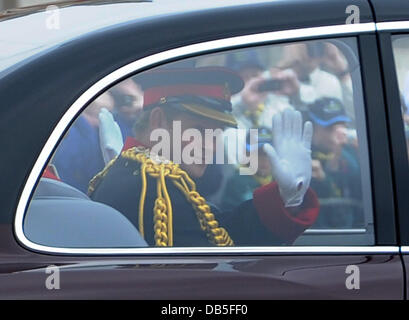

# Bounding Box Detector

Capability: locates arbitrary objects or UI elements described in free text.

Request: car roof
[0,0,374,73]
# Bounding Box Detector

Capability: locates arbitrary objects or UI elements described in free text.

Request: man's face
[163,110,225,178]
[113,79,143,122]
[313,122,348,153]
[279,43,320,82]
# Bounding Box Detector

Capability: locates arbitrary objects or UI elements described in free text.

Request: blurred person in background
[306,97,362,228]
[401,93,409,128]
[399,94,409,162]
[52,92,115,193]
[109,78,144,140]
[403,71,409,113]
[227,50,297,130]
[276,41,354,120]
[224,50,300,169]
[220,128,273,210]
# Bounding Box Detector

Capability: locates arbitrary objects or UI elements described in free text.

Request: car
[1,0,409,299]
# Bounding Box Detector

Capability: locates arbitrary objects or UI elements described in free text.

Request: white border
[14,22,390,256]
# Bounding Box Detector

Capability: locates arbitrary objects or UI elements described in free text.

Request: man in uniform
[89,67,319,247]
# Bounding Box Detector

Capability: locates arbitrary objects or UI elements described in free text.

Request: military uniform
[89,67,319,247]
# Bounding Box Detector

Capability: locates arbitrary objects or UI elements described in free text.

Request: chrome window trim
[15,22,383,256]
[400,247,409,254]
[376,21,409,32]
[15,246,400,256]
[303,228,367,235]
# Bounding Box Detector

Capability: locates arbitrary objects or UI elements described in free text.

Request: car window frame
[377,21,409,249]
[14,22,399,256]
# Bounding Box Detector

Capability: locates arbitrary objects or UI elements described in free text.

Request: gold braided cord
[138,162,148,238]
[159,164,173,245]
[119,148,172,245]
[121,147,234,247]
[88,156,118,195]
[153,179,169,246]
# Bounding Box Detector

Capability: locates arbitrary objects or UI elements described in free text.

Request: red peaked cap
[136,67,244,113]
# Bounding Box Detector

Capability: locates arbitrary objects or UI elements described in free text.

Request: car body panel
[0,0,407,299]
[370,0,409,299]
[371,0,409,300]
[0,254,403,299]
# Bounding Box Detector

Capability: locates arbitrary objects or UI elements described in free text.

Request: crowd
[219,41,362,228]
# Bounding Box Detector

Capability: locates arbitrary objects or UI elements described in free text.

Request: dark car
[1,0,409,299]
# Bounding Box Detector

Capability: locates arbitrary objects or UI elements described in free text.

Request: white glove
[263,108,313,207]
[98,108,124,164]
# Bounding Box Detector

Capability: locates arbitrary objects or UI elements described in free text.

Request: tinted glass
[24,37,374,248]
[392,35,409,160]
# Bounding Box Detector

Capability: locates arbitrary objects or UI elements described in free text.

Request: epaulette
[88,156,119,196]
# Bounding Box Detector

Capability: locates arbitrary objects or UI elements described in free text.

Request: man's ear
[149,107,169,130]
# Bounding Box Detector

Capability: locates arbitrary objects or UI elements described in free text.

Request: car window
[24,37,374,248]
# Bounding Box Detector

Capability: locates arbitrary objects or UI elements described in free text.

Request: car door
[0,0,404,299]
[371,0,409,300]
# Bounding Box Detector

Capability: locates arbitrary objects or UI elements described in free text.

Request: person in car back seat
[52,92,115,193]
[109,78,144,140]
[89,67,319,247]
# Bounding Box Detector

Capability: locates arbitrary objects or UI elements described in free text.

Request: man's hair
[132,104,181,136]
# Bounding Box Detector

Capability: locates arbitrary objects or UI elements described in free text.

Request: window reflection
[28,38,373,248]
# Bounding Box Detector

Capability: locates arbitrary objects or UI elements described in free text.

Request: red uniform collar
[42,165,61,181]
[122,136,147,151]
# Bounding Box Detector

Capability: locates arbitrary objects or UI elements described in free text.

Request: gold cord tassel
[138,161,148,238]
[153,180,169,246]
